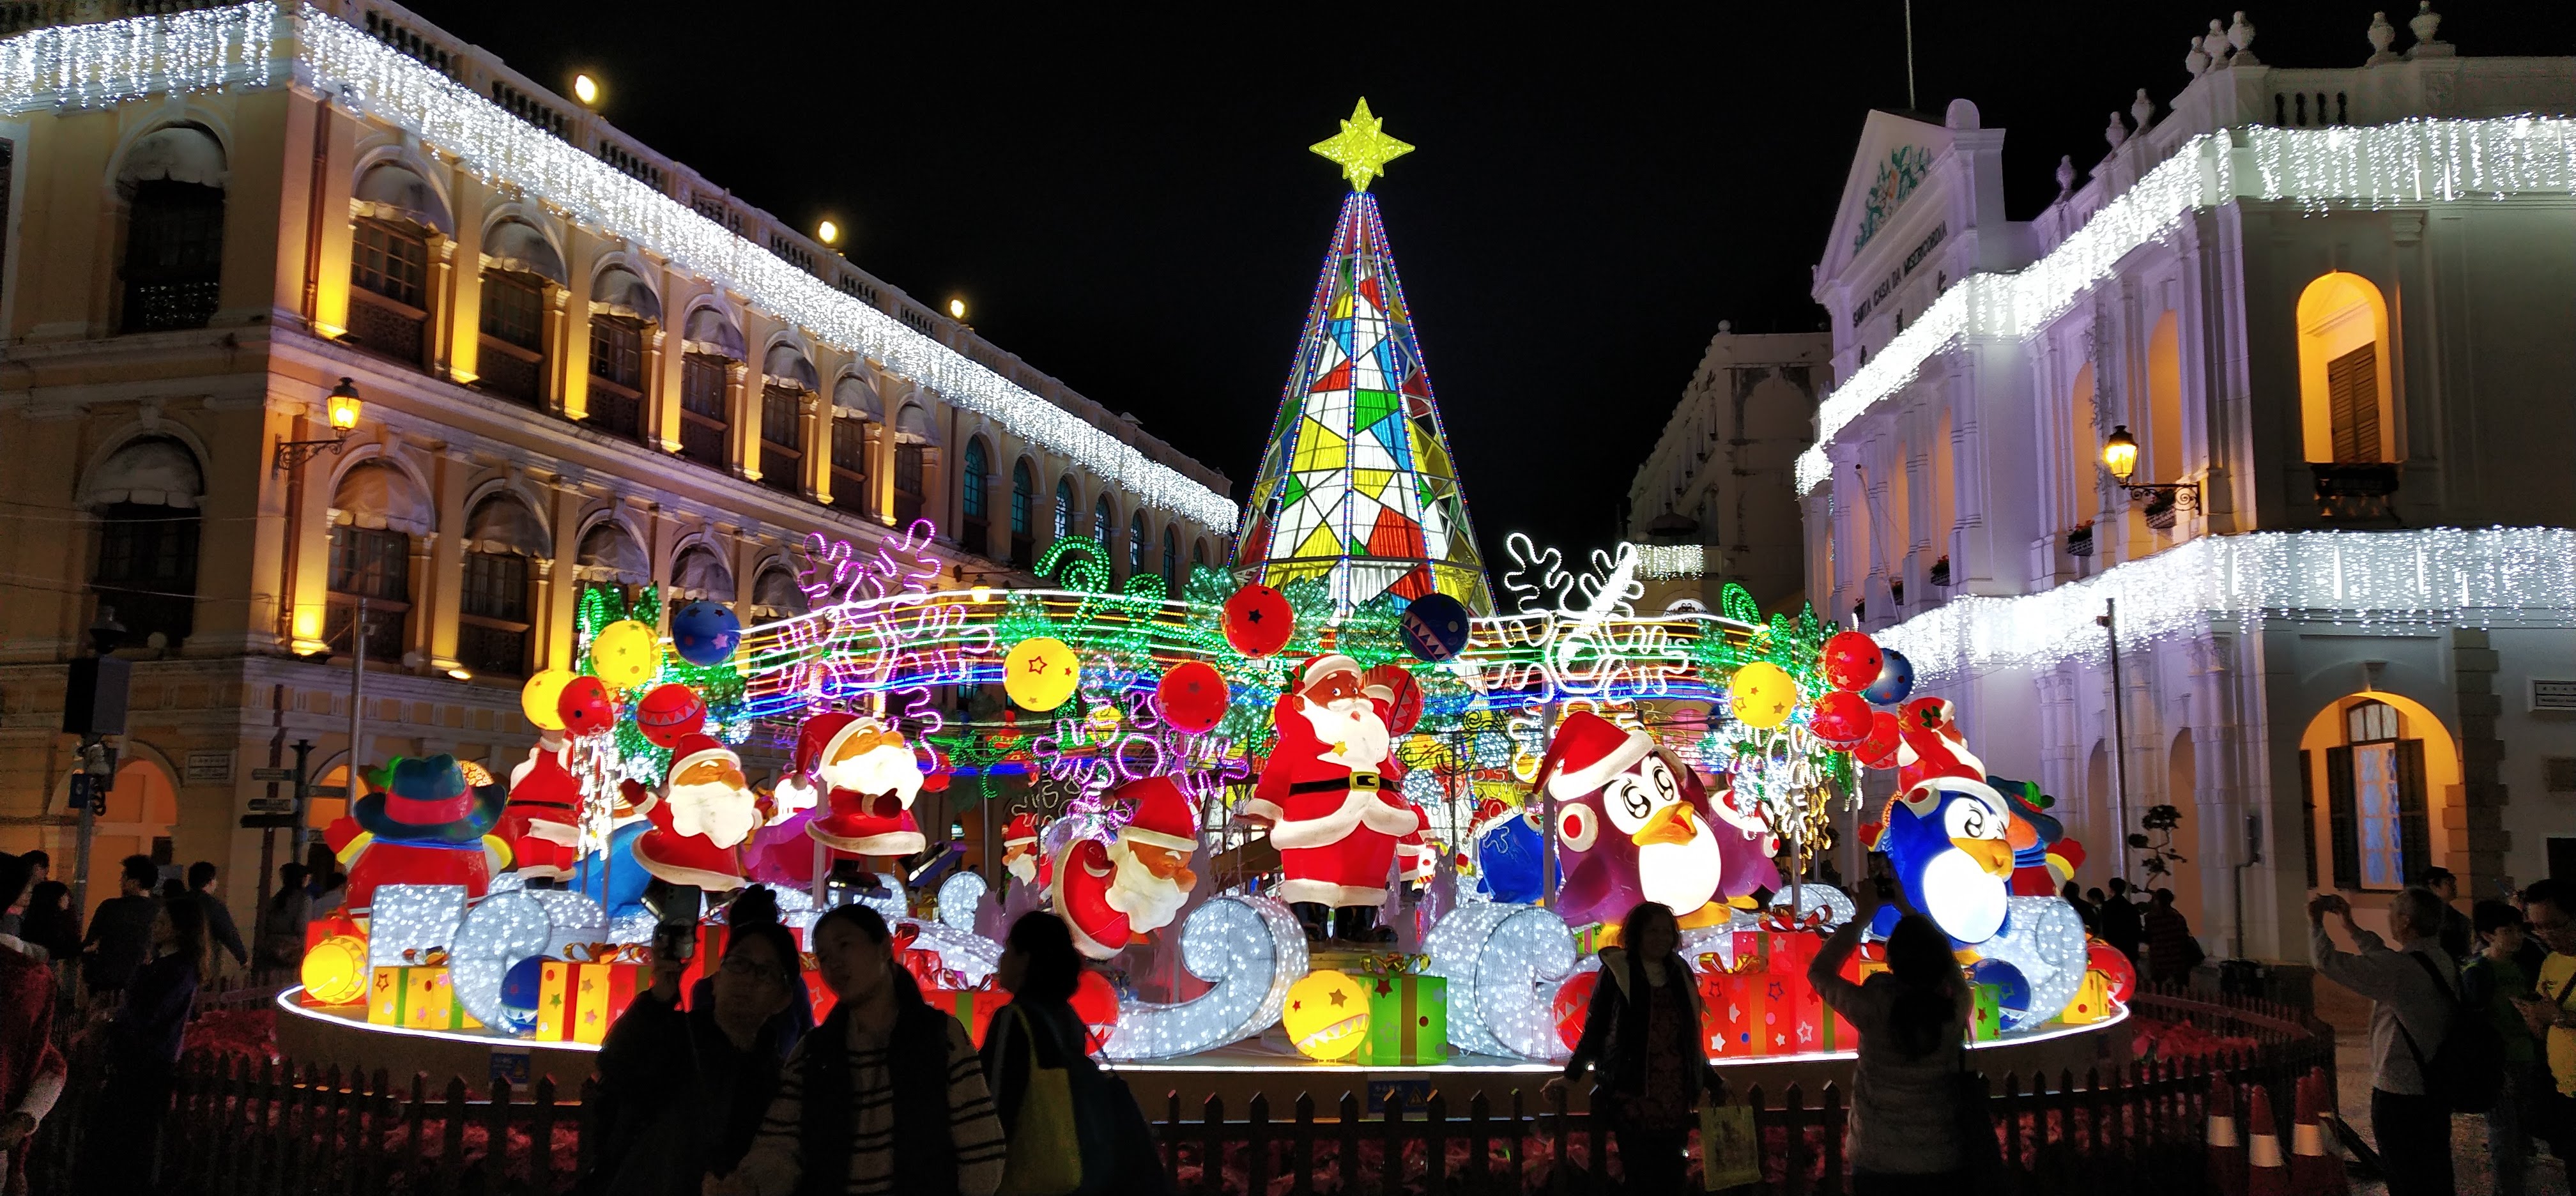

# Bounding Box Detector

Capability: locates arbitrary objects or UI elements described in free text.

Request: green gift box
[1358,973,1448,1066]
[1969,981,2004,1042]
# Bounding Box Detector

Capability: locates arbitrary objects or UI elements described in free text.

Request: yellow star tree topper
[1310,98,1414,192]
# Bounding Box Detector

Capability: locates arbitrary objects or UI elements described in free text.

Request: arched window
[1162,525,1179,588]
[760,345,817,495]
[671,544,735,602]
[576,519,649,607]
[1192,539,1208,570]
[831,374,880,512]
[677,306,744,468]
[477,218,565,407]
[1092,495,1115,548]
[118,126,226,334]
[2296,272,2395,464]
[1054,477,1075,540]
[1129,510,1148,575]
[960,438,991,551]
[2326,698,2425,891]
[2067,362,2099,528]
[750,564,809,620]
[328,461,431,662]
[2147,310,2182,481]
[1010,460,1036,565]
[84,436,204,650]
[893,405,931,524]
[349,162,451,367]
[458,493,546,678]
[586,265,659,441]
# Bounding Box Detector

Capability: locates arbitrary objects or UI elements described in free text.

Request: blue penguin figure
[1472,802,1545,905]
[1874,778,2017,948]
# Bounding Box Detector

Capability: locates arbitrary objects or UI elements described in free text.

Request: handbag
[996,1006,1084,1196]
[1952,1041,2006,1182]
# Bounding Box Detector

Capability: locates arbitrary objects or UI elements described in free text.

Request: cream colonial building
[0,1,1234,925]
[1625,325,1827,616]
[1800,10,2576,968]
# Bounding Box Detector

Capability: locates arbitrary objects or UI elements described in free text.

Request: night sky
[424,1,2574,564]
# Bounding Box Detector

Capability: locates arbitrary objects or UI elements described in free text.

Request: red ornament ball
[1071,968,1121,1053]
[1221,584,1294,657]
[1809,691,1874,746]
[1821,631,1885,693]
[1365,663,1423,735]
[1851,710,1903,769]
[634,683,707,748]
[1156,661,1229,734]
[1553,970,1600,1052]
[2087,939,2138,1002]
[556,675,616,737]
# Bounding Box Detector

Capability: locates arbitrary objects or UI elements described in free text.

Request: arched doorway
[77,758,180,919]
[2296,691,2460,921]
[2161,729,2202,928]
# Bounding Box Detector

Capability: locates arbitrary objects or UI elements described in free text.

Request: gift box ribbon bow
[565,942,649,964]
[400,947,450,965]
[1759,906,1828,933]
[1360,952,1430,977]
[891,923,922,952]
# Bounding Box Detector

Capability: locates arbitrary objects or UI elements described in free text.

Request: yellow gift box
[2060,969,2115,1025]
[534,960,645,1045]
[366,966,483,1031]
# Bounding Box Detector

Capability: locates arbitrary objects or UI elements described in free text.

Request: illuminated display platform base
[279,988,2130,1115]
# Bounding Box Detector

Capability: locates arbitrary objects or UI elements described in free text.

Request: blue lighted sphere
[1861,648,1915,706]
[671,601,743,666]
[1967,956,2031,1016]
[1400,594,1473,663]
[498,954,549,1034]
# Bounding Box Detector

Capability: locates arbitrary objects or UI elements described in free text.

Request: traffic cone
[2288,1069,2350,1196]
[2246,1082,2288,1196]
[2208,1073,2247,1196]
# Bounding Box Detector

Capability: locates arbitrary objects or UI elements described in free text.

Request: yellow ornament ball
[302,934,369,1005]
[592,619,661,689]
[519,668,577,731]
[1282,969,1372,1061]
[1002,637,1080,712]
[1728,661,1798,730]
[1084,703,1123,736]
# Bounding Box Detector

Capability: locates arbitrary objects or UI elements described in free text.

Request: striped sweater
[730,1010,1007,1195]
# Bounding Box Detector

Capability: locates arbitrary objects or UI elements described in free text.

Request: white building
[1798,9,2576,967]
[1626,326,1827,615]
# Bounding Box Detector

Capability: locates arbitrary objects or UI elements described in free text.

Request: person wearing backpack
[2312,886,2467,1196]
[980,912,1170,1196]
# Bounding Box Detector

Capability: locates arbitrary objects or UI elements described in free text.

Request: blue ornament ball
[1861,648,1915,706]
[1399,594,1473,663]
[1967,956,2032,1015]
[498,954,549,1034]
[671,600,744,666]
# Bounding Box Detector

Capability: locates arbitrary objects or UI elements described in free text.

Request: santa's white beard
[820,745,923,808]
[1102,841,1190,933]
[668,779,760,849]
[1637,822,1724,912]
[1300,698,1390,770]
[1004,848,1037,886]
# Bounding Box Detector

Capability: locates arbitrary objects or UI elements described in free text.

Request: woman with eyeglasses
[580,919,800,1195]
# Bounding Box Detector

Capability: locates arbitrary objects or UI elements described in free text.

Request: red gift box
[930,984,1001,1048]
[802,954,837,1022]
[679,923,731,1004]
[1699,953,1787,1058]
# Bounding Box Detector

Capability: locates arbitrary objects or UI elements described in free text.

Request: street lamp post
[2101,425,2201,516]
[273,378,364,474]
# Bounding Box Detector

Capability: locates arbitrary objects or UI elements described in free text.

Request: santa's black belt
[512,799,576,811]
[1287,774,1381,795]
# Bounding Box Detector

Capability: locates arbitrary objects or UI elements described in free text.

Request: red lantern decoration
[556,675,615,737]
[1071,968,1121,1053]
[1155,661,1229,734]
[1821,631,1885,693]
[1851,710,1901,769]
[2087,939,2138,1003]
[1365,663,1423,735]
[1553,970,1600,1052]
[1809,691,1873,746]
[634,683,707,748]
[1221,584,1294,657]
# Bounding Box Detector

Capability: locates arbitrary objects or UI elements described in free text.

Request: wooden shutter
[2326,746,2359,889]
[2326,344,2380,464]
[2396,739,2432,885]
[2298,749,2320,889]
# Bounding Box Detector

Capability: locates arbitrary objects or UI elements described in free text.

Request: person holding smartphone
[2510,880,2576,1160]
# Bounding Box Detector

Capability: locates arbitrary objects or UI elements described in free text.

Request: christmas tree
[1234,100,1494,615]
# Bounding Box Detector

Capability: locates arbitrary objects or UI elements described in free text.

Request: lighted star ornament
[1310,98,1414,192]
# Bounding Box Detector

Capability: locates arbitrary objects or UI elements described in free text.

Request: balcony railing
[345,290,427,367]
[2312,461,2402,521]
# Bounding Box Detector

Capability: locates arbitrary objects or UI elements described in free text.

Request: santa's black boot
[1292,901,1332,942]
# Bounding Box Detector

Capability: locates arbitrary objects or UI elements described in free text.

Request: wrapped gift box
[1357,974,1448,1066]
[928,984,1001,1048]
[2060,969,2114,1025]
[1699,954,1786,1058]
[1735,930,1827,1055]
[802,963,837,1022]
[308,909,363,956]
[535,960,646,1045]
[1970,981,2004,1042]
[678,923,732,1005]
[367,965,482,1031]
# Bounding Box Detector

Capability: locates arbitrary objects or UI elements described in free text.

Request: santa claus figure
[1240,654,1427,942]
[1053,776,1201,960]
[496,733,582,884]
[1000,813,1048,888]
[632,733,757,891]
[795,712,926,857]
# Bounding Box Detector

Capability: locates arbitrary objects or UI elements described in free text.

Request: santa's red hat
[1117,777,1197,852]
[1002,813,1040,848]
[1536,711,1653,801]
[793,711,871,779]
[666,733,739,790]
[1298,652,1364,694]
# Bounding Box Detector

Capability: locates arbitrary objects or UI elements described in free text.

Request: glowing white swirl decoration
[450,890,553,1031]
[1425,903,1580,1061]
[1101,894,1307,1061]
[936,871,988,933]
[366,884,466,969]
[1974,896,2092,1031]
[521,886,608,960]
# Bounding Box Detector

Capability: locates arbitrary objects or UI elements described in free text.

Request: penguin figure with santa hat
[1052,776,1202,960]
[1538,711,1732,933]
[1238,653,1428,943]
